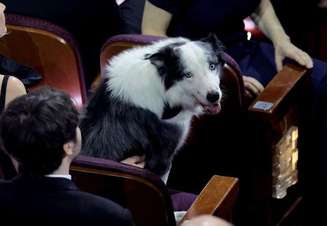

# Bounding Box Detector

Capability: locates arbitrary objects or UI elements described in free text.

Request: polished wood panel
[249,64,308,115]
[179,175,239,225]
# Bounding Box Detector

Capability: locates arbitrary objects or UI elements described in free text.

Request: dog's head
[146,34,225,114]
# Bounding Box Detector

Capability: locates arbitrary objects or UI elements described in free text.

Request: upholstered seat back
[0,14,87,109]
[71,155,176,226]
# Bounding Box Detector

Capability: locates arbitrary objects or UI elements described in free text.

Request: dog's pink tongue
[205,104,221,114]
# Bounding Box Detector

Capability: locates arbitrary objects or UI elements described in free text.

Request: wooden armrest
[248,64,308,116]
[178,175,239,225]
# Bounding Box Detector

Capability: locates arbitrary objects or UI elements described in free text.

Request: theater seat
[94,34,309,226]
[0,14,87,109]
[70,155,239,226]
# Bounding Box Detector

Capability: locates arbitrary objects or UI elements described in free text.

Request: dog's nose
[206,91,221,103]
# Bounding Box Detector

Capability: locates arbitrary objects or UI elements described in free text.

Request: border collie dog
[80,34,224,179]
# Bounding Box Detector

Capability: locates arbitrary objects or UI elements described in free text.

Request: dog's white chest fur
[164,110,195,150]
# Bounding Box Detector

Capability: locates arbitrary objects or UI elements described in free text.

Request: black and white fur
[80,34,225,179]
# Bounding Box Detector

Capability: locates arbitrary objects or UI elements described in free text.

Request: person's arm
[5,76,26,106]
[251,0,313,71]
[141,0,172,36]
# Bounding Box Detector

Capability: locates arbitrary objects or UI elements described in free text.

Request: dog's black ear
[201,33,226,64]
[201,33,225,53]
[145,52,165,68]
[145,46,178,68]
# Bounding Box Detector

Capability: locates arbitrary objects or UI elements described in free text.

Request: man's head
[181,215,232,226]
[0,87,80,176]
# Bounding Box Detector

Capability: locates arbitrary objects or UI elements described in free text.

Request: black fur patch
[162,103,182,120]
[145,42,187,90]
[80,78,182,176]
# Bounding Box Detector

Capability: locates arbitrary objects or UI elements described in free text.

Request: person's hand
[274,39,313,71]
[242,76,264,98]
[121,155,146,168]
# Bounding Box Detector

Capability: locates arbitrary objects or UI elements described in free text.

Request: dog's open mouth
[193,95,221,114]
[201,103,221,114]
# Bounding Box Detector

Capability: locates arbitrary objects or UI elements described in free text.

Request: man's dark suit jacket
[0,176,135,226]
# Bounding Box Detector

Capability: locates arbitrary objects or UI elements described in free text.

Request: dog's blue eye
[209,63,217,71]
[184,72,193,78]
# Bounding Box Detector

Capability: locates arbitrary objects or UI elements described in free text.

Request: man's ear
[63,141,75,156]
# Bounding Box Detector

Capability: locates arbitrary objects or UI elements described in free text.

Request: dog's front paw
[145,157,170,177]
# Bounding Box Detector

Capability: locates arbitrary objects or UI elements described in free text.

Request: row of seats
[0,14,309,226]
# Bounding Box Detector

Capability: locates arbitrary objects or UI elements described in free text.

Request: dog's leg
[164,110,194,150]
[145,149,172,177]
[161,163,172,184]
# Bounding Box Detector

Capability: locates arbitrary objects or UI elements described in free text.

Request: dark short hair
[0,87,79,176]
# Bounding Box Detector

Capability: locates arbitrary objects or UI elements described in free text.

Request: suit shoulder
[0,179,13,189]
[73,191,135,226]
